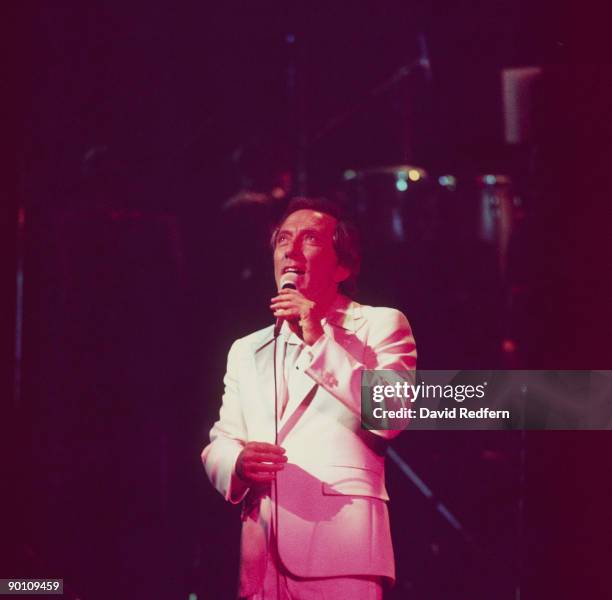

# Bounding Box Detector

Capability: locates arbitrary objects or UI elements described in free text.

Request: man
[202,198,417,599]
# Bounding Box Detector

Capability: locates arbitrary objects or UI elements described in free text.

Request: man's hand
[270,288,324,345]
[235,442,288,484]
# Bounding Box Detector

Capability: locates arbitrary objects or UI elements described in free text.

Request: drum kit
[339,165,525,280]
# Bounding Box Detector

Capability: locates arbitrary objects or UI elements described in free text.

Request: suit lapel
[279,355,317,430]
[325,296,366,335]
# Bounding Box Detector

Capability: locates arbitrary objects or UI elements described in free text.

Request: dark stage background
[4,2,612,599]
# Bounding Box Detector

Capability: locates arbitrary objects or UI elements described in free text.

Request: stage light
[396,178,408,192]
[408,169,421,182]
[438,175,457,189]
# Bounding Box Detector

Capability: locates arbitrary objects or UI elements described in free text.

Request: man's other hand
[235,442,288,484]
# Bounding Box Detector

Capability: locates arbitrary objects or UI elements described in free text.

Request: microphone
[273,274,297,338]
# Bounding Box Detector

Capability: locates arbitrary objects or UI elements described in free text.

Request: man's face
[273,209,349,303]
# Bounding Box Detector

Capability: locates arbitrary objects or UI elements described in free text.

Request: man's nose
[284,238,302,258]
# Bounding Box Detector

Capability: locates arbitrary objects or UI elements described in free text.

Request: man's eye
[305,234,320,243]
[276,234,289,244]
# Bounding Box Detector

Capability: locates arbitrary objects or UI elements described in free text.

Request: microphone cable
[272,332,281,600]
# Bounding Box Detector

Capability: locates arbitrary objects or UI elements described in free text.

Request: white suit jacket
[201,295,417,596]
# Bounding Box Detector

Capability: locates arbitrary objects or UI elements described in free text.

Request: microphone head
[279,272,298,291]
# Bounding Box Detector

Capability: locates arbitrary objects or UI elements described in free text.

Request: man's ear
[334,264,351,284]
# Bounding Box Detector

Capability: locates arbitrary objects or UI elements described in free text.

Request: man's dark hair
[270,197,361,295]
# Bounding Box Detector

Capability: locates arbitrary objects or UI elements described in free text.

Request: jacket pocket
[321,464,389,500]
